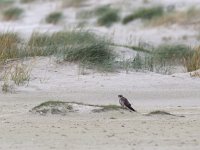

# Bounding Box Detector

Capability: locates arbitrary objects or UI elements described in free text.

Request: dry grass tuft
[0,32,21,62]
[149,7,200,26]
[184,46,200,72]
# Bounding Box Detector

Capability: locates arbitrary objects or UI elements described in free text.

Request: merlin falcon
[118,95,136,112]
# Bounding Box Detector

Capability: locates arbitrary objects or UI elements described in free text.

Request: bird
[118,95,136,112]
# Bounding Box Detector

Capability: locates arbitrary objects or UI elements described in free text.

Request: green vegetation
[153,44,191,63]
[10,63,31,86]
[149,6,200,26]
[31,100,122,115]
[0,0,14,9]
[20,0,36,3]
[184,47,200,72]
[123,6,164,24]
[146,110,185,117]
[0,30,115,71]
[3,7,23,20]
[0,32,21,62]
[28,31,115,69]
[0,30,199,74]
[95,5,120,27]
[32,101,68,110]
[31,101,73,115]
[115,43,194,74]
[62,0,86,8]
[45,12,63,24]
[147,110,174,116]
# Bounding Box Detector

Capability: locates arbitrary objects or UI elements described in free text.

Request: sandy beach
[0,0,200,149]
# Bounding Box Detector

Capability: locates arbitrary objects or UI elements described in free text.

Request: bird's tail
[127,105,136,112]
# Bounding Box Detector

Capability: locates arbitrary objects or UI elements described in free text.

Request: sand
[0,57,200,150]
[0,94,200,150]
[0,0,200,149]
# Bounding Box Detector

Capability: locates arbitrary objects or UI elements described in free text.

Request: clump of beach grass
[20,0,36,3]
[153,44,191,63]
[184,46,200,72]
[95,5,120,27]
[123,6,164,24]
[26,30,115,70]
[149,6,200,26]
[0,32,21,62]
[1,62,31,86]
[115,43,192,74]
[10,63,31,86]
[145,44,191,73]
[2,7,23,21]
[45,12,63,24]
[61,0,86,8]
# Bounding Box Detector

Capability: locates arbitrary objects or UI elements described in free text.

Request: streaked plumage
[118,95,136,112]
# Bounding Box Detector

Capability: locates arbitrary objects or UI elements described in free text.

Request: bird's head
[118,95,123,98]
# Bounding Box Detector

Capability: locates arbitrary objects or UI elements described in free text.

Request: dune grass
[149,6,200,26]
[0,32,21,62]
[10,63,31,86]
[26,30,115,70]
[115,43,193,74]
[1,30,198,74]
[2,7,23,21]
[123,6,164,24]
[0,0,14,9]
[61,0,86,8]
[153,44,191,63]
[95,5,120,27]
[184,46,200,72]
[20,0,36,3]
[45,12,63,24]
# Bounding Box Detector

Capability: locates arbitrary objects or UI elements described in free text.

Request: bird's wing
[122,97,131,107]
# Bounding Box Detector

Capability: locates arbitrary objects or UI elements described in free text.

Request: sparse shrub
[3,7,23,20]
[123,6,164,24]
[45,12,63,24]
[95,5,120,27]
